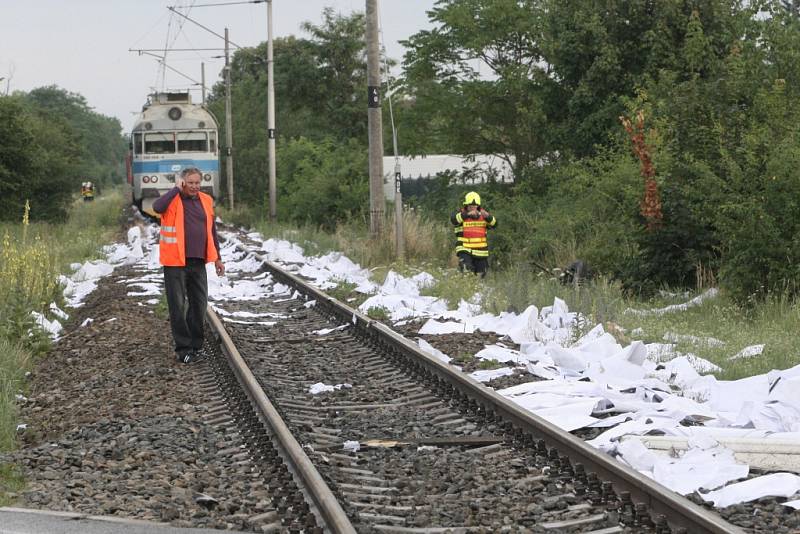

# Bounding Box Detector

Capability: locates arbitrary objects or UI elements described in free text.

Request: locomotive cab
[130,92,220,217]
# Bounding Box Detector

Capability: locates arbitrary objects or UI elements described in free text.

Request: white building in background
[382,154,514,200]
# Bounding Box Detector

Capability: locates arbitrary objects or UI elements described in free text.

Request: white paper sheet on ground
[586,357,647,385]
[701,472,800,507]
[378,270,425,297]
[224,254,264,273]
[72,260,114,282]
[359,294,448,322]
[262,238,307,264]
[571,323,605,345]
[211,306,287,319]
[508,392,601,412]
[313,325,349,336]
[147,246,161,270]
[663,331,726,347]
[588,416,683,450]
[586,413,632,428]
[525,363,560,380]
[126,282,162,296]
[768,375,800,407]
[728,344,765,361]
[49,303,68,320]
[528,399,601,431]
[541,298,576,331]
[474,345,522,364]
[418,319,474,335]
[624,288,719,316]
[646,342,678,363]
[661,427,771,439]
[498,377,598,398]
[209,277,274,301]
[343,440,360,452]
[309,382,352,394]
[470,310,527,336]
[417,339,451,364]
[782,499,800,510]
[470,367,516,383]
[575,333,622,359]
[649,445,748,495]
[656,395,718,419]
[31,311,62,339]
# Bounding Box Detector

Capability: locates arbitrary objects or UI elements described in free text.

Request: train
[127,92,220,217]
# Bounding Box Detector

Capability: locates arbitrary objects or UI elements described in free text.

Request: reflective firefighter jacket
[159,192,219,266]
[451,209,497,257]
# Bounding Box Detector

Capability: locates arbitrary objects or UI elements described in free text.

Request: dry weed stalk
[620,111,662,230]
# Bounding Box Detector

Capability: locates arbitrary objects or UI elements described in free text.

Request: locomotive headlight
[203,174,212,182]
[151,175,159,183]
[143,176,150,183]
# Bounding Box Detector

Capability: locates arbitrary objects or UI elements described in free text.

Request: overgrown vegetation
[0,190,125,453]
[0,87,126,222]
[207,1,800,305]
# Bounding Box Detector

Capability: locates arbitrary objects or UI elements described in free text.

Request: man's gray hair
[180,166,202,178]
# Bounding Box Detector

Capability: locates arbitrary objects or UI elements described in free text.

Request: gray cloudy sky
[0,1,435,131]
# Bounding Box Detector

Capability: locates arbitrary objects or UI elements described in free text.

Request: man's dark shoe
[182,350,208,364]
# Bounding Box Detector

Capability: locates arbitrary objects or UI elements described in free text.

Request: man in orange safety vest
[153,167,225,364]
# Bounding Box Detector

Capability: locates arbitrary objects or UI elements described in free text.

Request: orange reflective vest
[159,192,219,266]
[451,210,496,258]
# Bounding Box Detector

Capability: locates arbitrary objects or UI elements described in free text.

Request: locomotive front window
[209,132,217,154]
[177,132,208,153]
[144,132,175,154]
[133,133,143,155]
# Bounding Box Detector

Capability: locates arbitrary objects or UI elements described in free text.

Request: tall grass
[222,206,451,269]
[0,189,125,453]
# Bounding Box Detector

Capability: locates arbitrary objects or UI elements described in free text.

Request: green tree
[24,86,126,189]
[207,9,369,212]
[0,95,79,221]
[400,0,556,178]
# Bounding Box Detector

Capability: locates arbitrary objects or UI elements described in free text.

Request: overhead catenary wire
[175,0,266,6]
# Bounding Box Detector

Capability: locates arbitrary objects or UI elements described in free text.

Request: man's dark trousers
[164,258,207,357]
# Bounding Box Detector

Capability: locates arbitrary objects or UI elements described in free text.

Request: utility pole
[224,28,235,209]
[201,62,206,105]
[366,0,384,238]
[267,0,277,221]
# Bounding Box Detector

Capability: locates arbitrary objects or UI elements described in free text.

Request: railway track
[201,231,744,533]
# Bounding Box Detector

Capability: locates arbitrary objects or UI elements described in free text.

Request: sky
[0,0,435,131]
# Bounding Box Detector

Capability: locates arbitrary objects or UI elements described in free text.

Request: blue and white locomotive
[128,92,220,216]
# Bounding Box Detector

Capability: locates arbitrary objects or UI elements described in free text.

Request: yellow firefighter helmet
[464,191,481,206]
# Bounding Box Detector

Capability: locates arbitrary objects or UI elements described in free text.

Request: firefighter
[451,191,497,277]
[81,181,95,201]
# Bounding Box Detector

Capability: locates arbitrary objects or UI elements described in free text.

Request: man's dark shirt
[153,186,220,260]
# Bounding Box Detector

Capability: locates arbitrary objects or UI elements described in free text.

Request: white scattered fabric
[728,344,765,361]
[701,473,800,508]
[342,440,360,453]
[31,311,62,340]
[624,288,719,316]
[309,382,352,395]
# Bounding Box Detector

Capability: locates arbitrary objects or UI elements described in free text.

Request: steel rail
[206,307,357,534]
[253,252,744,534]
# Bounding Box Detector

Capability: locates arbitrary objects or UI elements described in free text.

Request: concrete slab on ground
[0,507,253,534]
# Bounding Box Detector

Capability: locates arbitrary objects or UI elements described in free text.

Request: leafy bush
[276,137,369,230]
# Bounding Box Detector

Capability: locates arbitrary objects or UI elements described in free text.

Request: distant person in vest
[153,167,225,364]
[451,191,497,278]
